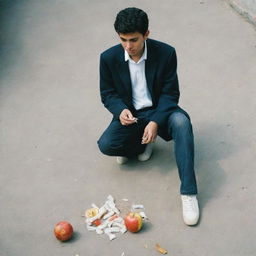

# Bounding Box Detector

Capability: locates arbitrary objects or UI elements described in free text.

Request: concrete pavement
[1,0,256,255]
[228,0,256,26]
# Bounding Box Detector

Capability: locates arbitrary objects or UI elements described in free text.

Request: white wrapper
[132,204,144,210]
[107,233,116,240]
[104,227,120,233]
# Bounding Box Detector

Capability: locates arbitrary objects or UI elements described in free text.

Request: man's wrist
[149,121,158,127]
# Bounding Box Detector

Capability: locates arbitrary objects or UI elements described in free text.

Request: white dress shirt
[125,42,153,110]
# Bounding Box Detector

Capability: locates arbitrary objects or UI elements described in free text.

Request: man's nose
[126,42,132,50]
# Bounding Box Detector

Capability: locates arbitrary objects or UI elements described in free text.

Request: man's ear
[144,30,150,40]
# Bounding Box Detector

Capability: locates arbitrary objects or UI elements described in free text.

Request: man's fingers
[121,120,130,126]
[121,113,129,120]
[142,130,150,144]
[142,131,157,144]
[142,130,148,139]
[120,116,136,126]
[127,113,134,120]
[123,110,133,119]
[120,109,134,122]
[119,109,138,126]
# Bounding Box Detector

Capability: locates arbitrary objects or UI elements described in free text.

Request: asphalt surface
[1,0,256,255]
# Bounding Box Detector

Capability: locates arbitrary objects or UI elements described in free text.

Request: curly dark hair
[114,7,149,35]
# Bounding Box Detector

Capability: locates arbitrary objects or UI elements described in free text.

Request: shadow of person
[194,121,243,210]
[0,1,23,79]
[118,120,243,215]
[117,138,176,174]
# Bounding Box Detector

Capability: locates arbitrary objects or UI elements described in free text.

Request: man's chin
[128,51,136,56]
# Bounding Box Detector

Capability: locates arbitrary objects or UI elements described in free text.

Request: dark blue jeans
[97,110,197,195]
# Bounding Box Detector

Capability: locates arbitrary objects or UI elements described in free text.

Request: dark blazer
[99,38,189,128]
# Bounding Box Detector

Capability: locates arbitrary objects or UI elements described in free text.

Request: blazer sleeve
[99,53,128,119]
[149,49,181,126]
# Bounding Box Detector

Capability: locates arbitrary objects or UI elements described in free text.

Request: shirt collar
[125,41,147,63]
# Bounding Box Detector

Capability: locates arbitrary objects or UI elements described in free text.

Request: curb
[227,0,256,27]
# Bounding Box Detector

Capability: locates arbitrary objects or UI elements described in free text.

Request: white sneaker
[181,195,199,226]
[138,143,154,162]
[116,157,128,165]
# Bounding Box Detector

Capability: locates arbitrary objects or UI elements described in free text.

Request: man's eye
[131,39,138,42]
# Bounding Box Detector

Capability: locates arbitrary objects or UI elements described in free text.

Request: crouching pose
[97,7,199,225]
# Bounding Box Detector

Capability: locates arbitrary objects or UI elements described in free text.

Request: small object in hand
[54,221,73,241]
[155,243,168,254]
[129,117,138,123]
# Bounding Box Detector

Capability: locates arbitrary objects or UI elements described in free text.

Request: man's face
[118,31,149,59]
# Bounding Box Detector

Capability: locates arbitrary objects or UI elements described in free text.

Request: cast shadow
[0,1,24,79]
[119,121,244,213]
[194,121,243,210]
[118,138,176,174]
[65,231,81,243]
[138,221,153,234]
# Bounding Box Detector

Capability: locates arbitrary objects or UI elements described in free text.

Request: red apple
[54,221,73,241]
[124,212,143,233]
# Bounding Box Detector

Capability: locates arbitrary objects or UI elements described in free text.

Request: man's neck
[130,55,141,63]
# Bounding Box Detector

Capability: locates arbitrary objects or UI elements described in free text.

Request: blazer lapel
[116,58,133,101]
[115,40,157,106]
[145,50,157,103]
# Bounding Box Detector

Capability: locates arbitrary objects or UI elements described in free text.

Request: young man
[97,7,199,225]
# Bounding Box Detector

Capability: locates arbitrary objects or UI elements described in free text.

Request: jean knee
[168,112,191,130]
[97,135,112,155]
[98,133,126,156]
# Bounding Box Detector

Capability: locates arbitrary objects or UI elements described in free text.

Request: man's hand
[142,121,158,144]
[119,109,137,126]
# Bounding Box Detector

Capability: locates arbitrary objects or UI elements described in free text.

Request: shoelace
[182,196,196,212]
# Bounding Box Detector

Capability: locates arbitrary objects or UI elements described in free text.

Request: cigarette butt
[155,243,168,254]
